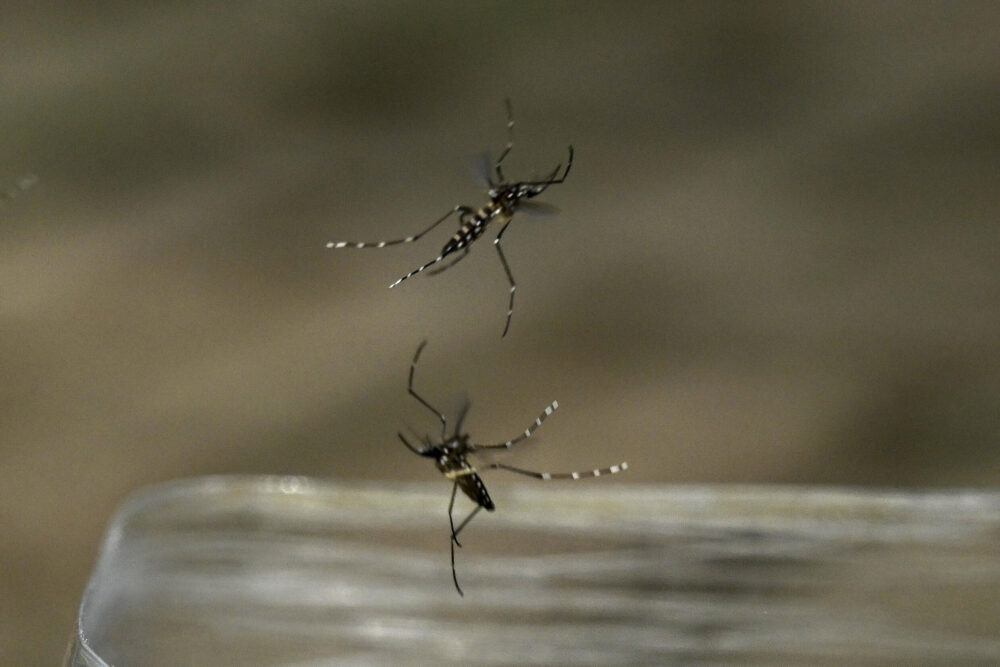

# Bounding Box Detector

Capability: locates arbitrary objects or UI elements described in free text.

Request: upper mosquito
[326,100,573,337]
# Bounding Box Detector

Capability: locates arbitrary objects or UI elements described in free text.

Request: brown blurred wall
[2,2,999,663]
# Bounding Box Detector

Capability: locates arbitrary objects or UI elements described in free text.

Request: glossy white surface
[68,477,1000,666]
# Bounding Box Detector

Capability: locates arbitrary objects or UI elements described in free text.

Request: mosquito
[398,340,628,596]
[326,100,573,337]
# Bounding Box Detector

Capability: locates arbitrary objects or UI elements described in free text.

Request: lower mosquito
[398,340,628,596]
[327,100,573,337]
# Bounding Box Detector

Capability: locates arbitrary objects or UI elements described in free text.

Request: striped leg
[494,220,517,337]
[325,206,461,250]
[394,206,476,285]
[473,400,558,451]
[390,253,449,288]
[427,247,470,275]
[486,461,629,481]
[407,340,447,442]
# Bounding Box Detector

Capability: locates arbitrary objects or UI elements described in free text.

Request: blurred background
[2,2,999,663]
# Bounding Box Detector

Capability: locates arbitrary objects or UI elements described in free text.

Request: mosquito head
[517,183,550,200]
[444,432,470,452]
[417,436,443,458]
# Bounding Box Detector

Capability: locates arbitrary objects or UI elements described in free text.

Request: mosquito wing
[516,200,561,216]
[471,152,494,188]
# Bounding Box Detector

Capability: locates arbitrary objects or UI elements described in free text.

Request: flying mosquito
[398,340,628,595]
[326,100,573,337]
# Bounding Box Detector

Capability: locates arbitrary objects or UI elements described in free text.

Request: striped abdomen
[439,448,497,511]
[458,471,495,511]
[441,203,508,255]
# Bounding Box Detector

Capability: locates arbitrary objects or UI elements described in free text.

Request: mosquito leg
[447,480,461,547]
[485,461,629,480]
[326,206,461,249]
[554,145,574,183]
[472,401,559,451]
[447,478,485,548]
[493,220,516,337]
[412,204,473,277]
[408,340,447,441]
[447,486,465,597]
[449,505,483,597]
[397,432,427,456]
[427,247,470,275]
[453,503,482,543]
[390,253,450,288]
[516,145,574,190]
[495,98,515,184]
